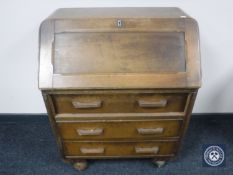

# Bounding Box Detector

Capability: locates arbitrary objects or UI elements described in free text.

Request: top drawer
[52,92,188,114]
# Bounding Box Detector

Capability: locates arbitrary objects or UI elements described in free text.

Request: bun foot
[73,160,88,171]
[152,159,166,168]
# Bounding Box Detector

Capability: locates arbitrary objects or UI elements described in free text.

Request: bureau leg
[152,159,166,168]
[73,160,88,171]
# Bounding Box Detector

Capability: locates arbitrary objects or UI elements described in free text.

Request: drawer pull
[80,147,105,154]
[72,100,102,109]
[137,128,164,135]
[138,99,167,108]
[135,146,159,154]
[77,128,104,136]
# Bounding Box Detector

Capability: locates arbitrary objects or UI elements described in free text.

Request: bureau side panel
[42,92,67,161]
[173,90,198,155]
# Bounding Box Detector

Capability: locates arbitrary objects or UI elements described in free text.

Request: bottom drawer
[63,140,178,158]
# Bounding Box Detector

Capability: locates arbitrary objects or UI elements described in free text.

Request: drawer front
[52,93,188,114]
[57,119,182,140]
[63,140,177,157]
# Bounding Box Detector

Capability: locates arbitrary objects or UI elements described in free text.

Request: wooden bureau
[38,7,201,171]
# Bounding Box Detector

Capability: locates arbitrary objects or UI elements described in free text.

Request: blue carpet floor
[0,116,232,175]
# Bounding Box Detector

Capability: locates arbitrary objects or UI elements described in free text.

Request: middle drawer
[56,119,182,140]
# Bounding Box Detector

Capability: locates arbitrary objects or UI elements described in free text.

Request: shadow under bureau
[38,7,201,171]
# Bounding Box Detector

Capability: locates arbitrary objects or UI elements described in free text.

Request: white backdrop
[0,0,233,113]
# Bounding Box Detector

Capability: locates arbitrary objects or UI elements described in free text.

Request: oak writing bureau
[38,7,201,171]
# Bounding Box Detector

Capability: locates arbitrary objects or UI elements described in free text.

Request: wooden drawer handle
[77,128,104,136]
[80,147,105,154]
[137,128,164,135]
[72,100,102,109]
[137,99,167,108]
[135,146,159,154]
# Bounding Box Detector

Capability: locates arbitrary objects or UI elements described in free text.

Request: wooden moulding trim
[52,73,200,89]
[54,18,185,33]
[42,89,197,94]
[65,155,175,159]
[55,113,185,122]
[55,118,183,123]
[63,139,178,143]
[55,29,184,33]
[58,137,180,142]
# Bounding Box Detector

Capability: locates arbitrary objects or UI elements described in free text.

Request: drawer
[52,93,188,114]
[63,140,178,157]
[57,119,182,140]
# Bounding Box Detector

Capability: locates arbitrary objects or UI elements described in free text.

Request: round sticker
[204,146,225,166]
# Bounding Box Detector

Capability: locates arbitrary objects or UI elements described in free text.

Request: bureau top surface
[39,8,201,90]
[47,7,190,19]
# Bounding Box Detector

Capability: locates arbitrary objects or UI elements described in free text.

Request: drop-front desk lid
[39,7,201,90]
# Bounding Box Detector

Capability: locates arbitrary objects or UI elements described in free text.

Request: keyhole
[117,19,123,28]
